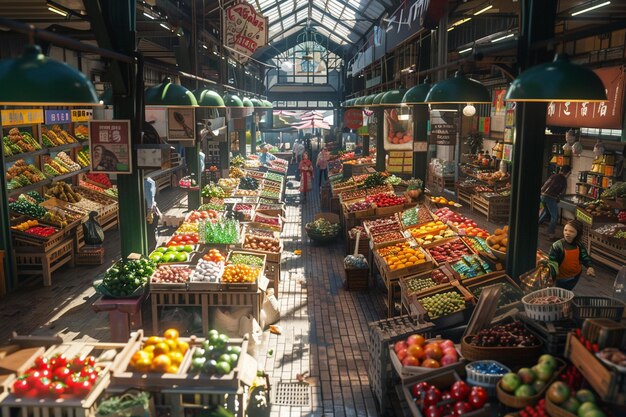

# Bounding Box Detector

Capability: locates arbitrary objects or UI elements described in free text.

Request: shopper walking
[316,147,330,188]
[299,152,314,203]
[538,165,571,239]
[292,140,305,164]
[547,219,595,290]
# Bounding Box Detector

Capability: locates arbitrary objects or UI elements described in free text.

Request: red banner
[343,109,364,130]
[546,66,625,129]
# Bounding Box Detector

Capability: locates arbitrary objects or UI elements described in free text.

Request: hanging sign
[224,2,268,64]
[384,0,447,53]
[167,108,196,146]
[429,110,457,145]
[490,88,507,132]
[1,109,43,126]
[89,120,132,174]
[71,109,93,122]
[343,109,364,130]
[44,110,71,125]
[546,66,625,129]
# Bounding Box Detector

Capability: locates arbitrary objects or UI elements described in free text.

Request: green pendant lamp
[261,99,273,108]
[425,72,491,104]
[0,45,99,106]
[223,93,244,107]
[372,92,386,106]
[99,87,113,106]
[192,89,225,107]
[381,89,408,106]
[250,98,263,108]
[242,97,254,108]
[145,77,198,106]
[402,78,432,105]
[505,54,607,102]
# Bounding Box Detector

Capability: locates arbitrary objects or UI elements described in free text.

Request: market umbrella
[291,120,332,130]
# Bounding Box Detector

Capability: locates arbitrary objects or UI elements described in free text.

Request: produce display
[3,128,42,155]
[260,189,281,199]
[455,222,489,238]
[233,189,259,197]
[418,291,466,319]
[364,172,387,188]
[499,354,561,398]
[512,400,547,417]
[41,206,82,228]
[150,265,193,284]
[470,321,540,347]
[368,223,402,236]
[619,211,626,223]
[41,125,77,145]
[546,382,604,417]
[378,242,427,271]
[345,200,374,213]
[149,245,194,264]
[366,193,406,208]
[407,378,489,417]
[203,248,226,263]
[175,222,199,235]
[433,207,471,226]
[593,223,626,239]
[427,239,474,264]
[402,207,434,228]
[43,152,82,177]
[367,185,394,196]
[186,210,219,223]
[264,172,284,182]
[45,182,82,203]
[231,155,246,168]
[267,162,287,174]
[486,226,509,253]
[11,354,99,399]
[78,180,118,199]
[229,253,264,268]
[461,237,492,255]
[404,269,451,294]
[450,255,494,279]
[9,199,47,218]
[6,160,46,190]
[470,282,523,307]
[406,221,450,240]
[578,199,614,218]
[253,213,281,229]
[430,196,458,206]
[305,218,340,238]
[11,219,41,231]
[222,263,259,283]
[385,174,403,186]
[217,178,239,191]
[238,177,259,190]
[393,336,460,369]
[190,259,225,283]
[128,329,188,373]
[199,200,226,212]
[198,219,240,244]
[339,189,366,202]
[72,197,102,213]
[243,232,280,253]
[233,203,254,219]
[74,124,89,141]
[76,150,90,168]
[476,171,509,183]
[190,330,240,376]
[600,181,626,199]
[95,258,156,298]
[165,233,199,247]
[372,231,404,245]
[201,183,227,199]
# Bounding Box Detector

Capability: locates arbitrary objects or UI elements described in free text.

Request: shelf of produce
[52,166,89,183]
[7,178,52,197]
[47,142,83,153]
[14,238,74,286]
[4,148,48,163]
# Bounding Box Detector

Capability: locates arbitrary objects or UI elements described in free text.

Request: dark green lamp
[223,93,244,107]
[261,99,273,108]
[250,98,263,108]
[99,87,113,106]
[505,54,607,102]
[145,77,198,106]
[0,45,99,106]
[242,97,254,108]
[402,78,432,105]
[372,92,386,106]
[192,89,225,107]
[425,72,491,104]
[381,89,408,106]
[364,95,376,108]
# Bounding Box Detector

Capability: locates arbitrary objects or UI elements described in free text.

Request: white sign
[224,3,268,63]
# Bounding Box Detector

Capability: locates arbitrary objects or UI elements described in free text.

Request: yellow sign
[1,109,44,126]
[576,208,593,225]
[71,109,93,122]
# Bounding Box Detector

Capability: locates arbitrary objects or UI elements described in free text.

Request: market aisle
[257,170,387,417]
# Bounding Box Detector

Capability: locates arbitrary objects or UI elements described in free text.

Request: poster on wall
[546,66,625,129]
[429,110,457,146]
[490,88,507,132]
[502,144,513,161]
[167,108,196,146]
[383,109,412,150]
[89,120,132,174]
[224,2,268,64]
[343,109,364,130]
[145,108,167,139]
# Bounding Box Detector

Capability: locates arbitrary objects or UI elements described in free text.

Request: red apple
[440,354,457,366]
[439,340,454,350]
[394,341,408,353]
[402,355,420,367]
[396,348,408,361]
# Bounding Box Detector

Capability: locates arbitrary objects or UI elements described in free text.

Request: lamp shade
[364,95,376,107]
[250,98,263,108]
[100,87,113,106]
[353,97,364,107]
[192,89,225,107]
[0,45,99,106]
[242,97,254,107]
[381,89,407,106]
[505,54,607,102]
[425,72,491,104]
[145,77,198,106]
[224,93,244,107]
[372,92,386,106]
[402,80,432,104]
[261,99,273,108]
[345,99,355,107]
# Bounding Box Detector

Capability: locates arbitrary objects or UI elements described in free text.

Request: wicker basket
[522,287,575,322]
[545,397,577,417]
[496,358,566,408]
[461,335,543,367]
[571,296,625,322]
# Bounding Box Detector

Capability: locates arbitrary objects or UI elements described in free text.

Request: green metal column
[86,0,147,256]
[0,151,16,290]
[186,142,201,210]
[239,118,247,157]
[412,104,429,183]
[250,115,257,155]
[375,108,386,171]
[363,134,370,156]
[506,0,558,279]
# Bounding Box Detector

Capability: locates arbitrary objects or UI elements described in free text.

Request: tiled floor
[0,167,622,417]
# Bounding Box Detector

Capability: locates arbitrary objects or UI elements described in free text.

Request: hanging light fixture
[425,71,491,104]
[504,54,607,102]
[145,77,198,106]
[192,89,225,107]
[401,78,432,105]
[297,26,322,62]
[0,45,99,106]
[462,104,477,117]
[223,92,244,107]
[380,89,408,106]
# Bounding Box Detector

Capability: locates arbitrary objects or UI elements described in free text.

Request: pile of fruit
[367,185,395,195]
[191,259,224,283]
[76,150,90,167]
[430,196,458,206]
[9,199,47,218]
[456,223,489,238]
[601,181,626,199]
[418,291,466,319]
[408,379,489,417]
[7,160,46,190]
[231,155,246,167]
[368,222,401,236]
[217,178,239,192]
[450,254,493,279]
[593,223,626,239]
[434,207,471,225]
[364,172,387,188]
[176,222,199,234]
[238,176,259,190]
[546,382,604,417]
[402,207,433,228]
[74,124,89,141]
[201,183,227,199]
[404,269,451,294]
[393,335,460,369]
[11,354,99,399]
[406,221,450,239]
[166,234,199,247]
[229,253,264,268]
[186,210,219,223]
[486,226,509,253]
[229,166,246,179]
[129,329,188,373]
[41,206,80,228]
[11,219,41,231]
[579,199,614,218]
[190,330,240,376]
[243,233,280,253]
[234,188,259,197]
[345,200,374,213]
[45,182,82,203]
[363,215,400,231]
[507,400,547,417]
[43,152,81,177]
[260,189,280,199]
[150,265,193,284]
[477,171,509,183]
[339,189,366,202]
[378,242,427,271]
[222,263,259,283]
[149,245,194,264]
[85,173,112,189]
[3,128,42,155]
[428,239,474,263]
[470,282,522,307]
[254,213,281,229]
[372,231,404,245]
[41,125,77,145]
[95,257,156,298]
[470,321,540,347]
[366,193,406,208]
[268,162,287,174]
[499,354,561,399]
[461,237,492,254]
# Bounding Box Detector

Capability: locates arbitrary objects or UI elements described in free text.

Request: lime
[215,361,231,375]
[183,244,194,253]
[175,252,188,262]
[229,353,239,365]
[156,247,168,253]
[161,253,175,263]
[149,253,162,262]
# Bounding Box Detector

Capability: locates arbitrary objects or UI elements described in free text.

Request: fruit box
[374,242,434,280]
[399,267,458,311]
[495,357,567,408]
[241,231,283,264]
[462,274,523,312]
[411,284,476,329]
[388,339,466,379]
[425,238,477,266]
[565,333,626,404]
[401,369,492,417]
[149,264,193,290]
[460,331,544,368]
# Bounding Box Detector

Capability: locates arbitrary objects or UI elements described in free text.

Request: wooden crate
[14,238,74,286]
[345,267,369,290]
[457,187,474,206]
[399,267,457,314]
[264,261,280,298]
[75,246,105,265]
[206,290,264,331]
[150,290,207,335]
[471,194,510,222]
[566,333,626,404]
[11,223,67,253]
[588,232,626,271]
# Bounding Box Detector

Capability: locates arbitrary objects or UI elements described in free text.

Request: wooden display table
[92,293,146,342]
[471,194,510,222]
[14,237,74,287]
[428,172,455,193]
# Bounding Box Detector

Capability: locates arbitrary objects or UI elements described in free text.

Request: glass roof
[247,0,388,45]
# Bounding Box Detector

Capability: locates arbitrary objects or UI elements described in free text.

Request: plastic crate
[572,296,625,322]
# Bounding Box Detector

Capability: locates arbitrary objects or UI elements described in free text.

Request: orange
[151,354,172,372]
[153,342,170,356]
[143,345,156,355]
[167,364,179,374]
[408,256,418,263]
[132,356,153,372]
[168,351,184,366]
[145,336,163,346]
[177,340,189,354]
[397,263,405,269]
[390,264,398,270]
[165,338,178,352]
[405,262,414,267]
[163,328,179,340]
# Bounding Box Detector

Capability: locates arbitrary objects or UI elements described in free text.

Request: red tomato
[72,379,93,397]
[49,355,68,369]
[12,379,31,397]
[49,381,67,397]
[469,386,488,409]
[454,402,474,415]
[33,377,52,397]
[69,357,86,372]
[450,381,471,401]
[53,366,71,381]
[34,356,49,369]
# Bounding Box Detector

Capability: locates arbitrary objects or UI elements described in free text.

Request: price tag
[1,109,44,126]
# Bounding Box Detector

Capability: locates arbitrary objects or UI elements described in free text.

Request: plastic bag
[83,211,104,245]
[519,262,554,293]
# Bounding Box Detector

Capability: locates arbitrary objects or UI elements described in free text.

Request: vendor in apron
[547,219,595,290]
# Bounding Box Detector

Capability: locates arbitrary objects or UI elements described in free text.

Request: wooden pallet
[14,238,74,286]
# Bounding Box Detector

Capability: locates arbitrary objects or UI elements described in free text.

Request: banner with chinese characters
[224,2,268,64]
[89,120,132,174]
[546,66,625,129]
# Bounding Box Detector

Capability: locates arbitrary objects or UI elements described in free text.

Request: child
[547,219,595,290]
